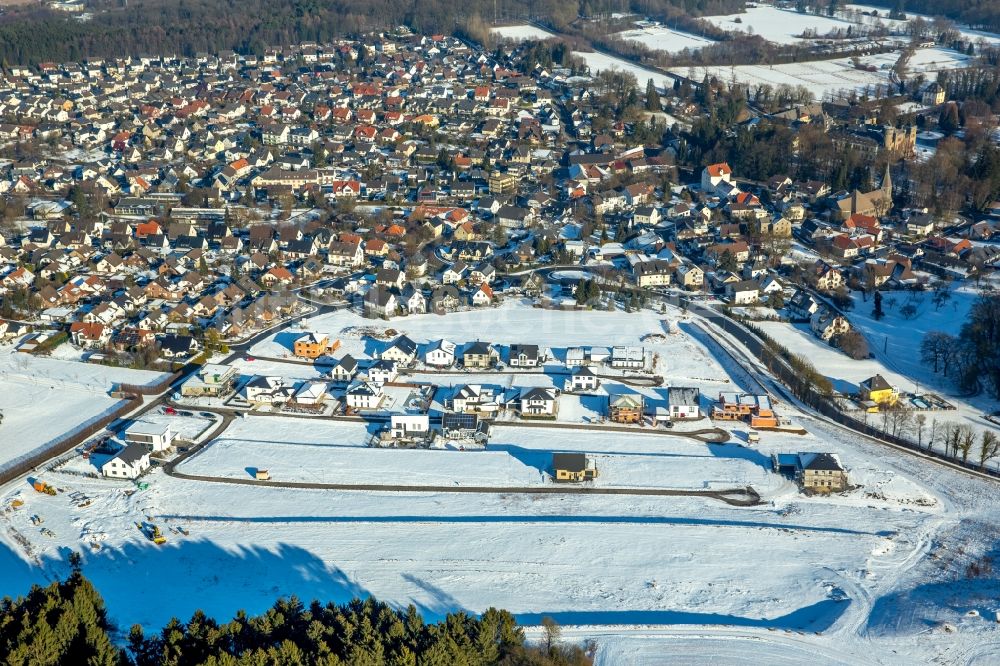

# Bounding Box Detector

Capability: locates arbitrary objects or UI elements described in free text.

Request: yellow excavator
[136,522,167,545]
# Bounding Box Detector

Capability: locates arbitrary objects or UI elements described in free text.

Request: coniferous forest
[1,573,592,666]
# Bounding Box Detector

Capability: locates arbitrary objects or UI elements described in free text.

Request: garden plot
[615,25,716,54]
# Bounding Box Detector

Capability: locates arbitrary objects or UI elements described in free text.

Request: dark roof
[863,374,894,392]
[114,442,148,465]
[553,452,587,473]
[464,341,495,356]
[799,452,844,472]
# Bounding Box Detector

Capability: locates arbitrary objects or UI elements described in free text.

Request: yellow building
[859,374,898,407]
[489,171,517,195]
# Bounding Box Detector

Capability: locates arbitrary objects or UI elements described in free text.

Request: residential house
[564,366,600,393]
[552,453,597,482]
[378,335,417,365]
[609,393,644,423]
[462,341,499,369]
[424,339,457,367]
[124,421,174,453]
[667,387,701,420]
[345,380,384,410]
[518,387,559,418]
[102,443,150,479]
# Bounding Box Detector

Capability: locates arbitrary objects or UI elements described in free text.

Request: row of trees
[920,292,1000,399]
[869,408,1000,469]
[2,572,591,666]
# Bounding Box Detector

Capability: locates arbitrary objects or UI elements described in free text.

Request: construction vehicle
[33,481,57,496]
[10,499,24,509]
[135,521,167,545]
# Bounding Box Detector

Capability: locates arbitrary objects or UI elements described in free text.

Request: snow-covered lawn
[616,25,716,54]
[0,347,170,472]
[490,25,555,41]
[703,6,857,44]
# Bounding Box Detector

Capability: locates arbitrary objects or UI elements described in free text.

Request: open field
[703,6,858,44]
[615,25,716,54]
[490,25,556,42]
[571,50,675,91]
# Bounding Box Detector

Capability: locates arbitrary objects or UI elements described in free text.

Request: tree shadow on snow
[514,597,849,633]
[0,537,368,633]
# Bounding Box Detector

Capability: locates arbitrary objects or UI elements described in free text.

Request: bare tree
[914,414,927,448]
[956,425,976,464]
[541,616,561,654]
[928,418,940,451]
[978,431,1000,470]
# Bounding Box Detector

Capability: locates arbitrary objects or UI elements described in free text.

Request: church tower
[881,162,892,201]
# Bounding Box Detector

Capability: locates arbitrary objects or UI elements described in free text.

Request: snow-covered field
[572,51,675,91]
[675,47,969,100]
[0,347,169,473]
[490,25,556,42]
[178,417,777,491]
[704,6,857,44]
[616,25,716,54]
[3,303,1000,664]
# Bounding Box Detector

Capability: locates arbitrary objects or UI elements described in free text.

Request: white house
[701,162,733,192]
[518,387,559,417]
[449,384,504,414]
[330,355,358,384]
[564,366,600,393]
[345,380,384,410]
[424,339,457,367]
[508,344,541,368]
[367,359,398,385]
[243,376,295,405]
[102,443,150,479]
[124,421,174,453]
[293,380,329,405]
[667,387,701,419]
[610,346,646,370]
[389,414,430,440]
[380,335,417,365]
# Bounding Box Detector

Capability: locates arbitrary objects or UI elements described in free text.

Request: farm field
[571,50,675,91]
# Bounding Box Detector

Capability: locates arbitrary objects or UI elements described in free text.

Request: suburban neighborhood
[0,12,998,665]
